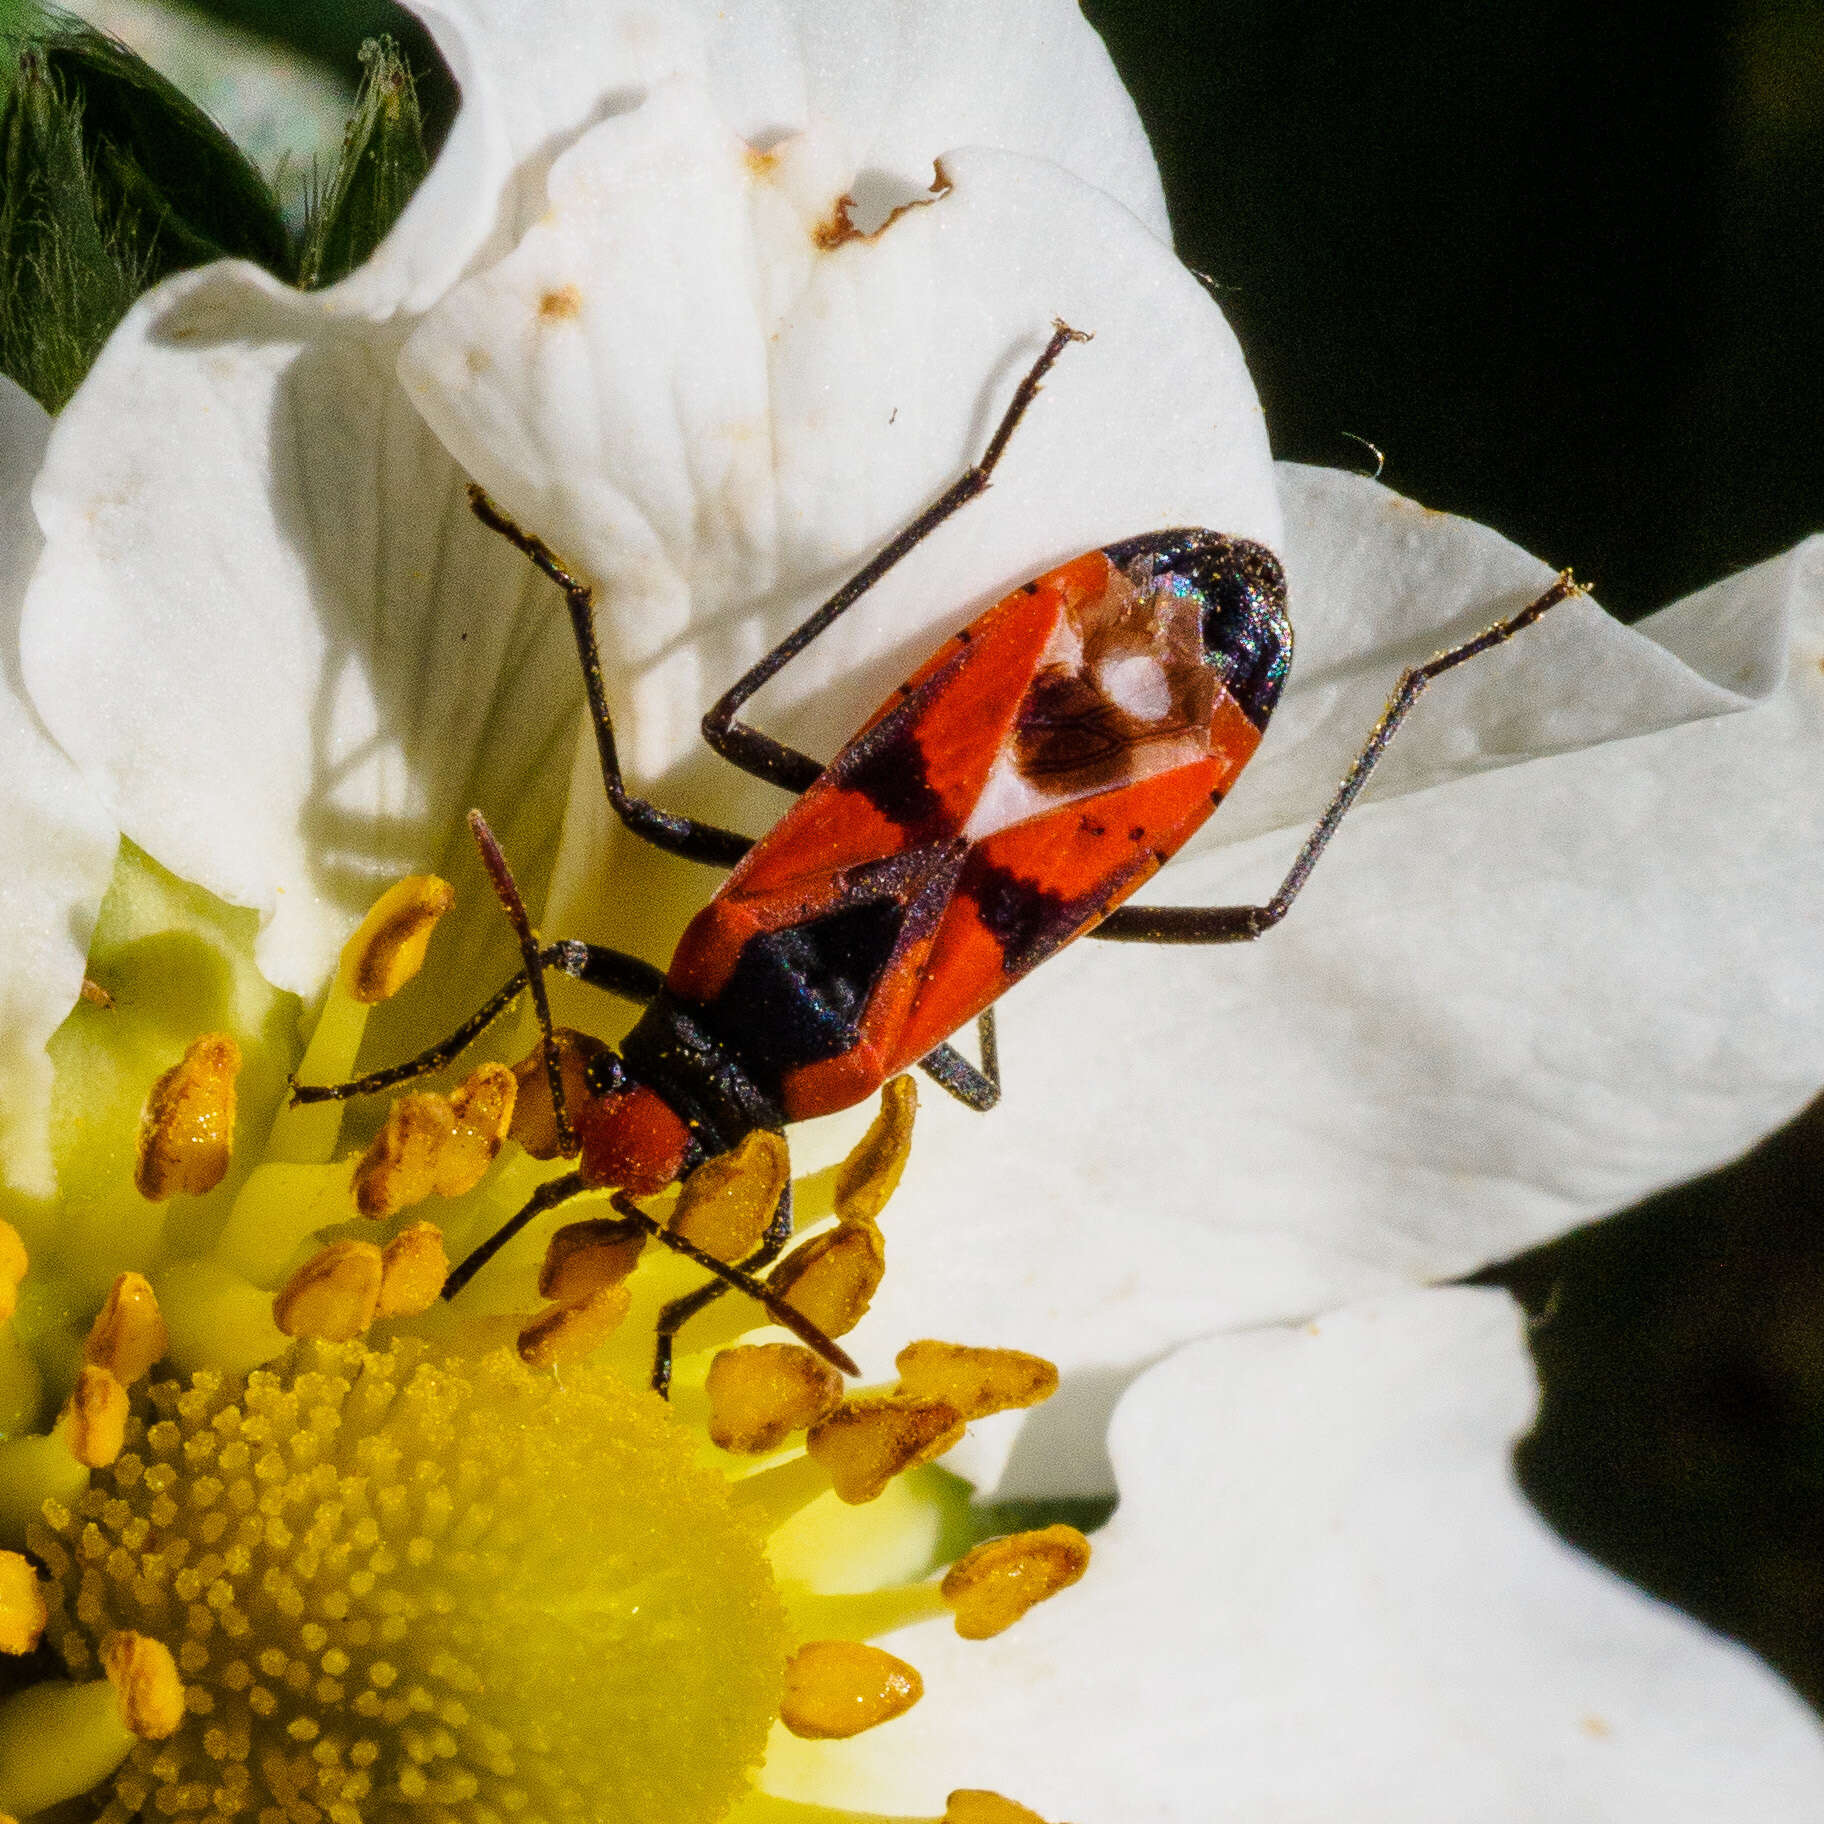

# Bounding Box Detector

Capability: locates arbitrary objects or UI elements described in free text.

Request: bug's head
[1103,529,1292,730]
[511,1030,695,1195]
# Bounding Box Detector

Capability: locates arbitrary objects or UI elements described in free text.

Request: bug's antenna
[467,809,577,1159]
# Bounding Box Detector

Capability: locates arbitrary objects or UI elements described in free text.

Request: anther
[805,1396,964,1504]
[338,874,455,1003]
[704,1344,842,1454]
[0,1220,25,1323]
[134,1033,242,1201]
[944,1792,1055,1824]
[101,1632,185,1740]
[835,1074,917,1223]
[352,1063,517,1219]
[272,1241,384,1342]
[669,1131,789,1262]
[0,1552,47,1654]
[779,1640,923,1740]
[940,1526,1091,1639]
[510,1030,609,1159]
[767,1221,885,1340]
[84,1272,168,1385]
[62,1365,129,1467]
[516,1284,632,1370]
[538,1218,645,1303]
[894,1341,1059,1420]
[377,1223,449,1318]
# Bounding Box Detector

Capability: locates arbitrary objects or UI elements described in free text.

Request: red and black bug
[294,323,1576,1391]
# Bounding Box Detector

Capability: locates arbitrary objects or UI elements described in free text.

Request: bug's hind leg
[1089,574,1583,946]
[701,323,1092,795]
[649,1178,798,1397]
[468,485,754,868]
[919,1010,1001,1112]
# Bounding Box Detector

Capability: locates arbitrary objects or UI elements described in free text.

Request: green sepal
[298,35,427,291]
[0,11,296,407]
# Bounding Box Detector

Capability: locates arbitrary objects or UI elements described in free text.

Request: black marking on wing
[967,852,1137,978]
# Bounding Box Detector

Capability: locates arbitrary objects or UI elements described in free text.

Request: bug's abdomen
[666,531,1290,1122]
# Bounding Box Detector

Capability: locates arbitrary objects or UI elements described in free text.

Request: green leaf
[298,35,426,290]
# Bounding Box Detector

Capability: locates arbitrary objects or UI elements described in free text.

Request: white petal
[0,379,117,1197]
[393,0,1164,310]
[860,509,1824,1494]
[691,0,1167,237]
[770,1289,1824,1823]
[345,1,706,315]
[21,268,585,1017]
[1213,464,1764,851]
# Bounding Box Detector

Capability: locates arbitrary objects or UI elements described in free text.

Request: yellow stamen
[83,1272,168,1385]
[0,1551,46,1653]
[779,1640,923,1740]
[834,1074,917,1223]
[510,1028,608,1158]
[705,1343,842,1454]
[0,1220,25,1324]
[101,1631,185,1740]
[768,1221,885,1340]
[377,1222,450,1318]
[518,1283,633,1369]
[272,1239,383,1341]
[670,1131,790,1262]
[133,1032,241,1201]
[62,1365,128,1468]
[806,1396,964,1505]
[945,1790,1057,1824]
[0,1677,136,1815]
[940,1526,1091,1639]
[539,1217,646,1302]
[895,1341,1059,1420]
[352,1062,517,1219]
[338,873,455,1003]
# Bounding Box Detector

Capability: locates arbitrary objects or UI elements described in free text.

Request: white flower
[4,1,1823,1817]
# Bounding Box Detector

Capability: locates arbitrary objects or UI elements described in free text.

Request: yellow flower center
[30,1338,788,1824]
[0,851,1092,1824]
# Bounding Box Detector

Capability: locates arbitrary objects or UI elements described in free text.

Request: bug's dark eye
[584,1051,628,1098]
[1196,543,1291,729]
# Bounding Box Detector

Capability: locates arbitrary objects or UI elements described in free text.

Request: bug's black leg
[1090,574,1583,945]
[442,1170,588,1300]
[469,809,575,1156]
[288,937,665,1106]
[619,1185,858,1398]
[702,322,1093,794]
[918,1010,1001,1111]
[468,484,754,867]
[649,1179,797,1397]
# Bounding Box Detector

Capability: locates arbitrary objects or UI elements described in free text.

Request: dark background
[74,0,1824,1708]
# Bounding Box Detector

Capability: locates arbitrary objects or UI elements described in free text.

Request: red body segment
[667,545,1270,1123]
